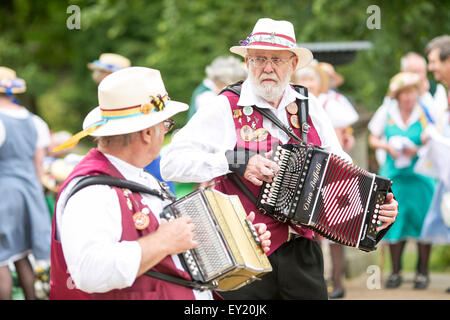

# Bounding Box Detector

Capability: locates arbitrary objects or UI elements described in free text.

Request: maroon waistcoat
[214,90,322,255]
[49,149,197,300]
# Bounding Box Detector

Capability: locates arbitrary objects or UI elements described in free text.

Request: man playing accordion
[161,18,398,300]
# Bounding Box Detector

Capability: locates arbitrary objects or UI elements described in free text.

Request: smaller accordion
[162,189,272,291]
[257,143,392,252]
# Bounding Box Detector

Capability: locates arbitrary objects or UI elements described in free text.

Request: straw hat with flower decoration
[387,72,422,99]
[0,67,26,95]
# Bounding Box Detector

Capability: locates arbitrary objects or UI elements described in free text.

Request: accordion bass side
[161,189,272,291]
[257,143,393,252]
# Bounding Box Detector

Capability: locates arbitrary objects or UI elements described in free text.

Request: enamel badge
[133,211,150,230]
[290,115,300,129]
[240,125,253,142]
[286,102,298,115]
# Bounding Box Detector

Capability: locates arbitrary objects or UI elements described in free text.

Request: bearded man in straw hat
[49,67,272,300]
[161,18,399,300]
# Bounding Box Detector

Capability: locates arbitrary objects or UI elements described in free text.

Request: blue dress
[0,110,51,264]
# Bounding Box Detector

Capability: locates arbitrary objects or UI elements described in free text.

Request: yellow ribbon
[53,124,102,152]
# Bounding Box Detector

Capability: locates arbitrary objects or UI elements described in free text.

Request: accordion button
[372,219,376,224]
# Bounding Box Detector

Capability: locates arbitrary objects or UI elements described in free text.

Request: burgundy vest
[214,90,322,255]
[49,149,197,300]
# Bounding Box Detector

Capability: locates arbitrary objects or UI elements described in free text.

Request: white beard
[249,67,292,104]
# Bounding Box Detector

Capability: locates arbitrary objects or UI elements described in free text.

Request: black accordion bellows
[257,143,392,252]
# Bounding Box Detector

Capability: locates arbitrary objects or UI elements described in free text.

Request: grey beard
[249,71,291,104]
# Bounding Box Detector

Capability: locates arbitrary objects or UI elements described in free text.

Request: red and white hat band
[240,32,296,49]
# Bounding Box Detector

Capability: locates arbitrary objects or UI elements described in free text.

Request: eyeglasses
[163,119,175,133]
[248,55,295,68]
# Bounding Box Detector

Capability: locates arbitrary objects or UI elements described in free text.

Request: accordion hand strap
[144,270,217,291]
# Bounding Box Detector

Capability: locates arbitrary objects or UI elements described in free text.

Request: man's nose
[263,60,274,73]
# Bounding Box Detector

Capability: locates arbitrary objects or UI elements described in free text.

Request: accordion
[161,189,272,291]
[257,143,392,252]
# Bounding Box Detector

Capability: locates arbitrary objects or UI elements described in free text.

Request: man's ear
[141,127,153,144]
[291,55,299,71]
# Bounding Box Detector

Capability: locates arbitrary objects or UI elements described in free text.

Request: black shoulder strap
[64,175,175,207]
[292,84,310,144]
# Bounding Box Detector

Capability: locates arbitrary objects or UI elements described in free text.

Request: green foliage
[1,0,449,134]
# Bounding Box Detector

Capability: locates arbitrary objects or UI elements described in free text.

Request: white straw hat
[87,53,131,72]
[0,66,26,94]
[229,18,313,69]
[54,67,187,151]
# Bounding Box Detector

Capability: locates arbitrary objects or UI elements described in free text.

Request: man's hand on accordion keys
[158,215,199,254]
[247,211,271,254]
[244,153,280,187]
[376,192,398,232]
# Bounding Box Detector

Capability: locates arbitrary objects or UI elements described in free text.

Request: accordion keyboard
[260,144,309,217]
[165,193,234,282]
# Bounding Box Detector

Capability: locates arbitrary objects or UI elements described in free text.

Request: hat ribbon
[91,60,124,72]
[241,32,296,49]
[53,94,169,152]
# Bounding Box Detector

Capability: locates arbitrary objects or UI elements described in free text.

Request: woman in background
[368,72,435,289]
[0,67,51,299]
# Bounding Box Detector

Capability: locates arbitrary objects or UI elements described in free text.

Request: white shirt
[56,152,212,299]
[318,90,359,128]
[161,79,351,183]
[194,79,219,113]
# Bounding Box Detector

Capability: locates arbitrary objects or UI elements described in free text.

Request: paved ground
[336,272,450,300]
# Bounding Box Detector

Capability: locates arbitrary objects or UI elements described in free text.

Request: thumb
[386,192,394,202]
[247,211,255,223]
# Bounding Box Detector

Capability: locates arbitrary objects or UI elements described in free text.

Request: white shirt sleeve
[434,83,449,114]
[368,102,389,137]
[61,185,142,293]
[195,90,218,113]
[32,115,51,148]
[161,94,235,183]
[308,94,353,162]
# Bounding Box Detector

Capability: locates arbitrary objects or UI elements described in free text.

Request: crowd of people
[0,17,448,300]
